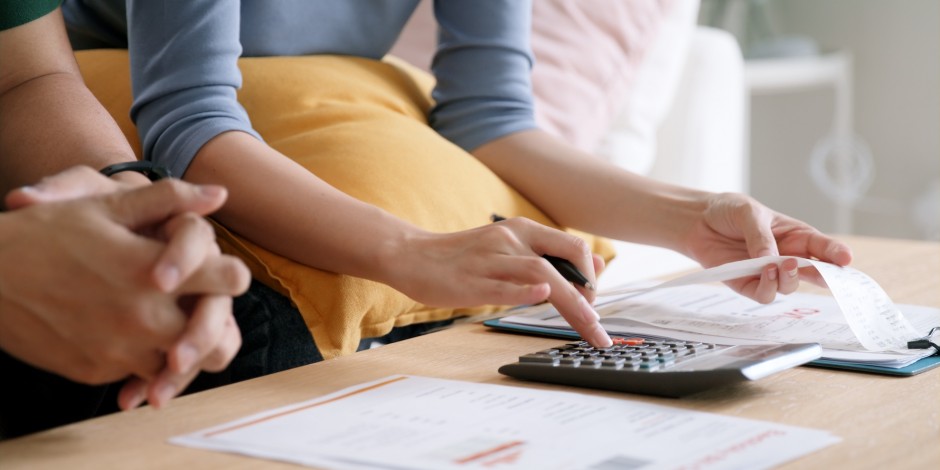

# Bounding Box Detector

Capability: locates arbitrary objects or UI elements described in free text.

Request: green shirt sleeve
[0,0,62,31]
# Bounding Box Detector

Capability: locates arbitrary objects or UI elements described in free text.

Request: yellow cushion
[75,50,615,359]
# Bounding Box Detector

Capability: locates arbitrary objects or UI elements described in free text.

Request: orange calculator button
[613,337,645,346]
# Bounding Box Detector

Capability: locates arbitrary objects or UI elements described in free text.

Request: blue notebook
[483,317,940,377]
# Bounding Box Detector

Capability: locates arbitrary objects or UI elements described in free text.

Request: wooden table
[2,236,938,469]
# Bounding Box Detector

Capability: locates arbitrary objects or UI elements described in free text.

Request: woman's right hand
[379,217,612,347]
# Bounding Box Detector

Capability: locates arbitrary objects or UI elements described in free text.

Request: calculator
[498,337,822,397]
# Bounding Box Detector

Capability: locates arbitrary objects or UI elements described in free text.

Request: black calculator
[498,337,821,397]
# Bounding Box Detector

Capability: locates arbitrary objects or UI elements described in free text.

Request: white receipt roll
[599,256,920,352]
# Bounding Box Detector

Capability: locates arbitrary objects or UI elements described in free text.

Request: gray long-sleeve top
[63,0,536,177]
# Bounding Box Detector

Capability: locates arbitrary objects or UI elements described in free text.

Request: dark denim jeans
[0,280,451,439]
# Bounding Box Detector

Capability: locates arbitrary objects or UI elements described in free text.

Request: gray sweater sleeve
[127,0,260,177]
[125,0,536,176]
[430,0,537,151]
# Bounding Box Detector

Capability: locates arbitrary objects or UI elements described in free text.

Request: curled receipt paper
[597,256,920,352]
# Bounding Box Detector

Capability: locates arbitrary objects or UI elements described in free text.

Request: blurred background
[394,0,936,285]
[701,0,939,241]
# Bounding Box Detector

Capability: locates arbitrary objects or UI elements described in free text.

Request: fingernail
[154,383,176,408]
[154,264,180,292]
[176,344,197,373]
[197,185,224,198]
[587,323,612,348]
[756,249,777,258]
[767,266,778,281]
[826,244,845,261]
[126,388,147,410]
[578,298,611,347]
[787,267,799,278]
[18,185,39,194]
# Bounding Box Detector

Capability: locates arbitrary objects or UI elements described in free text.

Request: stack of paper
[499,255,940,369]
[501,284,938,369]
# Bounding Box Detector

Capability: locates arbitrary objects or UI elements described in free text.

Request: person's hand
[379,217,612,347]
[4,165,148,209]
[6,166,250,408]
[8,166,236,292]
[683,192,853,303]
[7,166,251,407]
[0,168,250,409]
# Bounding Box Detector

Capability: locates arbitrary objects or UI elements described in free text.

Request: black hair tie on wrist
[99,161,171,181]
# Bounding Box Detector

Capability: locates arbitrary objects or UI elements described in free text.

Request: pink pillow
[390,0,678,152]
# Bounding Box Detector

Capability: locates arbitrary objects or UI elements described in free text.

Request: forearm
[183,131,422,283]
[472,129,711,252]
[0,8,140,196]
[0,74,140,194]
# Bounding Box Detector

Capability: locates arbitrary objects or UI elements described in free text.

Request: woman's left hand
[683,193,853,304]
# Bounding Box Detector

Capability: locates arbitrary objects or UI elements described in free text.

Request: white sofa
[596,25,746,289]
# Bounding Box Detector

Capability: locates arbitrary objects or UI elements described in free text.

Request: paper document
[172,375,839,470]
[598,256,921,352]
[498,255,938,368]
[503,285,938,368]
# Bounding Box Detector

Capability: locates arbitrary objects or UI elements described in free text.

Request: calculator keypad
[518,338,725,372]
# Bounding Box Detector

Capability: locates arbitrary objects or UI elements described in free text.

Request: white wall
[728,0,939,240]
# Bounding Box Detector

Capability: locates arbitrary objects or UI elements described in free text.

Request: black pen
[490,214,595,291]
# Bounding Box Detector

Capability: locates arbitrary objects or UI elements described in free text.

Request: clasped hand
[0,166,250,410]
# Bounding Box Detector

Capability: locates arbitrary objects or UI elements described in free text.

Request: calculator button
[559,357,582,366]
[612,337,645,346]
[519,354,558,364]
[601,358,626,368]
